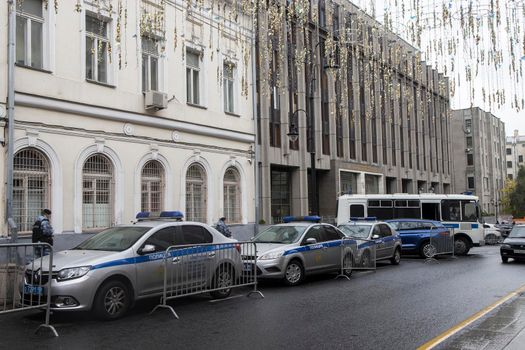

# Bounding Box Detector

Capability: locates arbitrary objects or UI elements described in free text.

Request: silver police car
[338,218,402,266]
[23,211,242,319]
[249,216,358,286]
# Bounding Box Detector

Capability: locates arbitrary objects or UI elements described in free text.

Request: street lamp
[286,36,340,216]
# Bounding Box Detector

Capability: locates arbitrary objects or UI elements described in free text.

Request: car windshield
[339,225,372,238]
[509,226,525,238]
[74,226,151,252]
[253,225,306,244]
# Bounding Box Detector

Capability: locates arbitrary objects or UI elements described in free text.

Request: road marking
[417,283,525,350]
[208,294,244,303]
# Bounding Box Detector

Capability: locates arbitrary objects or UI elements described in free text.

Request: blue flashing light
[283,215,321,223]
[350,217,377,222]
[462,191,473,195]
[160,211,184,219]
[136,211,150,219]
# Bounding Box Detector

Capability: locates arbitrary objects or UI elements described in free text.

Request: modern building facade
[1,0,256,236]
[255,0,454,224]
[451,108,506,215]
[506,130,525,180]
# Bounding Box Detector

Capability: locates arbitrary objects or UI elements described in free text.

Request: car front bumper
[255,257,286,279]
[501,248,525,260]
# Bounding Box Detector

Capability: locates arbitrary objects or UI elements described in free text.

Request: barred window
[186,163,207,223]
[141,160,165,212]
[13,148,50,233]
[223,168,241,224]
[82,154,114,230]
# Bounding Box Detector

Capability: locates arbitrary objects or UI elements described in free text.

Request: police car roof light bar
[349,217,377,221]
[283,215,321,223]
[160,211,184,219]
[136,211,150,219]
[135,211,184,221]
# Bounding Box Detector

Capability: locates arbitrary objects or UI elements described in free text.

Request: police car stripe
[91,244,237,270]
[282,240,357,257]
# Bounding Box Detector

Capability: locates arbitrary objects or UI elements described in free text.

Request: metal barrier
[336,237,376,280]
[0,243,58,336]
[425,227,455,263]
[151,241,264,318]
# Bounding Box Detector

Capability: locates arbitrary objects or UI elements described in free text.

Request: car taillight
[235,244,241,253]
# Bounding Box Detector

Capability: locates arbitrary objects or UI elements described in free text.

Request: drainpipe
[251,15,260,236]
[6,0,17,241]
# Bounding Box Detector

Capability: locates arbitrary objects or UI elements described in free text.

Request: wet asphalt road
[1,245,525,350]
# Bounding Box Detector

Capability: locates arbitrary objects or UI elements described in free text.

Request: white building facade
[506,130,525,181]
[1,0,256,236]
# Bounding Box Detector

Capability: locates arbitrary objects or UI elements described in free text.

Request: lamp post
[286,37,339,216]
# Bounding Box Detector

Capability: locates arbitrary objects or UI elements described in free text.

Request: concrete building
[255,0,453,224]
[506,130,525,181]
[1,0,256,236]
[451,108,506,215]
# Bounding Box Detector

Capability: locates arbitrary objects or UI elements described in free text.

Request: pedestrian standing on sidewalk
[32,209,54,257]
[215,217,232,238]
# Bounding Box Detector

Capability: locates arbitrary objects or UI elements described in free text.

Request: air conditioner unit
[145,91,168,110]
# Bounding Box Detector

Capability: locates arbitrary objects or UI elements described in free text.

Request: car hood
[28,249,128,272]
[252,243,296,257]
[503,237,525,245]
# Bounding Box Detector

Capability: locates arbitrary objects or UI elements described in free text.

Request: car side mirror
[372,234,380,240]
[305,238,317,245]
[139,244,156,255]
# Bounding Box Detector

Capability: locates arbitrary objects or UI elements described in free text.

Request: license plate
[243,263,254,272]
[23,284,43,296]
[514,249,525,254]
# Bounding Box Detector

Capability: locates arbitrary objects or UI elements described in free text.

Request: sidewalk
[437,292,525,349]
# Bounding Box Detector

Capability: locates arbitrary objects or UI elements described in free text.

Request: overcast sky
[352,0,525,136]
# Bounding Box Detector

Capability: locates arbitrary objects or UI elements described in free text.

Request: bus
[336,193,484,255]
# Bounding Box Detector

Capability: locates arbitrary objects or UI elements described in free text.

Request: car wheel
[501,256,509,264]
[420,241,437,259]
[361,250,372,268]
[283,260,304,286]
[390,248,401,265]
[454,237,470,255]
[343,254,353,277]
[210,264,234,299]
[93,280,130,320]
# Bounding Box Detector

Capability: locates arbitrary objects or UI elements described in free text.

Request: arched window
[13,148,50,232]
[223,167,241,224]
[82,154,114,230]
[141,160,165,212]
[185,163,207,223]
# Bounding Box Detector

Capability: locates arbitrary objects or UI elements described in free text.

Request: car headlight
[259,251,284,260]
[57,266,91,281]
[501,244,511,249]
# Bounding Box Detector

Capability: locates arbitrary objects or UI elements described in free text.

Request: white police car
[23,211,242,319]
[338,217,402,267]
[248,216,358,286]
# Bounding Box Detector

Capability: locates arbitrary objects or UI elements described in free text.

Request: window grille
[223,168,241,224]
[141,160,165,212]
[13,148,50,233]
[186,163,207,223]
[82,154,114,230]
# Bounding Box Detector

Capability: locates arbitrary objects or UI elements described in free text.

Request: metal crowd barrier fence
[336,237,376,280]
[0,243,58,336]
[425,227,455,263]
[151,241,264,318]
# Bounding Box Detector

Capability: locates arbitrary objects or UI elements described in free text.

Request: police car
[22,211,242,320]
[249,216,357,286]
[338,218,402,266]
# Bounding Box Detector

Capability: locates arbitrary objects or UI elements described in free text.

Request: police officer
[215,217,232,238]
[32,209,54,257]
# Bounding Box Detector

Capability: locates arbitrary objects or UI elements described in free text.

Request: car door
[371,225,386,259]
[135,227,180,296]
[398,221,420,251]
[300,225,327,273]
[379,224,396,258]
[178,224,214,289]
[321,225,345,270]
